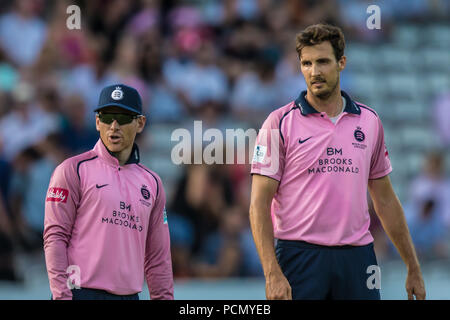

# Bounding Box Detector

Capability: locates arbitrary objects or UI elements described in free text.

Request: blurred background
[0,0,449,299]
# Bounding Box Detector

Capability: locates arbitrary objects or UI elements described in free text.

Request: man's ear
[95,115,100,132]
[338,55,346,72]
[136,115,146,133]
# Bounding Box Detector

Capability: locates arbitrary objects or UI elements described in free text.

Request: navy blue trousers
[70,288,139,300]
[275,239,381,300]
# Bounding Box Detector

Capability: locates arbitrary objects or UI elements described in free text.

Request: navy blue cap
[94,84,142,115]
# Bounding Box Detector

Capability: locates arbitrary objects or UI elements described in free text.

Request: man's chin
[310,87,331,99]
[105,143,124,153]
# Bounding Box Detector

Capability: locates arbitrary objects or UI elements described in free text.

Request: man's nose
[110,119,120,129]
[311,63,321,77]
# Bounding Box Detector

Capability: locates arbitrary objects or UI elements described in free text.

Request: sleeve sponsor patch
[252,145,267,164]
[46,187,69,203]
[163,207,168,224]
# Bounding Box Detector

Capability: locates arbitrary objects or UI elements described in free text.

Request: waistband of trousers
[72,287,139,298]
[275,239,373,250]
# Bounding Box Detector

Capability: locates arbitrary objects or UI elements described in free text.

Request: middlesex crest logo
[139,185,152,207]
[354,126,365,142]
[46,187,69,203]
[141,185,150,200]
[352,126,367,150]
[111,86,124,100]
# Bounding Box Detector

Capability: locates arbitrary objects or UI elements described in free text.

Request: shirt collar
[295,90,361,116]
[93,138,140,166]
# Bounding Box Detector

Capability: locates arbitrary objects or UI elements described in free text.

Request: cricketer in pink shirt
[251,90,392,246]
[250,23,424,301]
[44,84,173,300]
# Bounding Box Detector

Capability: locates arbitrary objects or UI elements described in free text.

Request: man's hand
[406,269,426,300]
[266,272,292,300]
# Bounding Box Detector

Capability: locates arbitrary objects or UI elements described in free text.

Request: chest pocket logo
[141,185,150,200]
[140,185,152,207]
[352,126,368,150]
[354,127,365,142]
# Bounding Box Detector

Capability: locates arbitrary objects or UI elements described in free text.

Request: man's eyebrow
[301,57,332,63]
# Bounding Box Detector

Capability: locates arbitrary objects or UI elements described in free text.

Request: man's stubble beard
[311,74,340,100]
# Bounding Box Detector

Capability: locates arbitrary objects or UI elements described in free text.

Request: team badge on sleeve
[163,207,168,224]
[46,187,69,203]
[252,145,267,164]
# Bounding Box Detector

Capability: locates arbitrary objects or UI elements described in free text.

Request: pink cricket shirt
[251,91,392,246]
[44,139,173,300]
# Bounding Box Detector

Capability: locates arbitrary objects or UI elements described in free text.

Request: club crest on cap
[111,86,124,100]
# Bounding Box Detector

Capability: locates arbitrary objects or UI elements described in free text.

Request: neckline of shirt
[94,138,140,168]
[295,90,361,116]
[329,96,346,124]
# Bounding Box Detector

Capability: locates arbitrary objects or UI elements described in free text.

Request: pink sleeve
[43,161,80,300]
[369,117,392,179]
[250,112,285,181]
[145,178,174,300]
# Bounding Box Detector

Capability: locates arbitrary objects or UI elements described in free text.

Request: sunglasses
[98,113,141,125]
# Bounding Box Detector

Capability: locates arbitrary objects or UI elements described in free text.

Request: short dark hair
[295,24,345,62]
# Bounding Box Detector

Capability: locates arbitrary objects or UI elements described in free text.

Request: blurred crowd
[0,0,449,283]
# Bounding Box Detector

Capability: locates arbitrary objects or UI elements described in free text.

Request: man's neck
[101,138,133,166]
[112,153,127,166]
[305,87,343,118]
[112,146,133,166]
